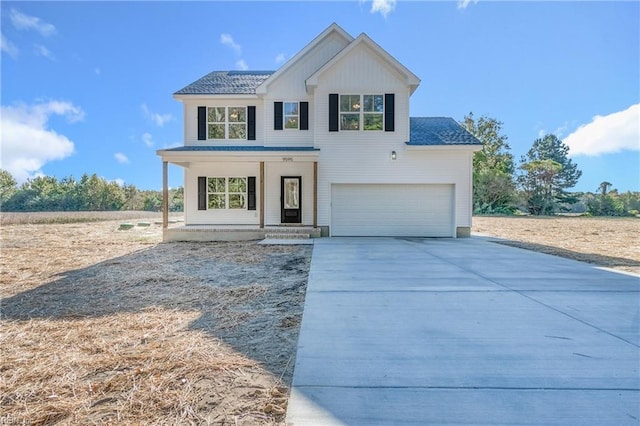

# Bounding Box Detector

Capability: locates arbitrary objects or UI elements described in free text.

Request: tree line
[0,170,183,212]
[1,117,638,217]
[463,113,640,217]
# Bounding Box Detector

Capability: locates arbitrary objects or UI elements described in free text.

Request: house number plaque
[282,157,294,162]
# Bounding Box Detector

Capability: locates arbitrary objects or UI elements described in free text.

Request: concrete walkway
[286,237,640,425]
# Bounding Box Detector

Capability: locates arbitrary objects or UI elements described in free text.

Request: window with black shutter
[197,177,207,210]
[247,177,256,210]
[300,102,309,130]
[329,94,339,132]
[384,93,395,132]
[247,106,256,140]
[197,107,206,140]
[274,102,283,130]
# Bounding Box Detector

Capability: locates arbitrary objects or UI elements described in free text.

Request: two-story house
[157,23,481,242]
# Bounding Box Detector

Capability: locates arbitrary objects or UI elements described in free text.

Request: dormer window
[339,95,383,131]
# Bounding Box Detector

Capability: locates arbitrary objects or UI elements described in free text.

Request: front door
[281,176,302,224]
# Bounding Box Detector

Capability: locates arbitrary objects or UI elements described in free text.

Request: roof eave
[173,93,260,101]
[405,143,483,152]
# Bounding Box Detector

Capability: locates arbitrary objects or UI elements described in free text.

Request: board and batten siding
[184,163,261,225]
[182,100,265,146]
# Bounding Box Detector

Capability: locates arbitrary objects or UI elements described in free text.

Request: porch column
[313,161,318,228]
[260,161,265,228]
[162,161,168,229]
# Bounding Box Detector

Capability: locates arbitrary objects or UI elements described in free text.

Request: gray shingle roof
[174,71,275,95]
[408,117,482,146]
[162,146,319,152]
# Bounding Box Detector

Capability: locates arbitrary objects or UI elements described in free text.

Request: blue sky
[1,1,638,192]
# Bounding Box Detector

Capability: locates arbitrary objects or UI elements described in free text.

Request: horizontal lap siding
[183,100,265,146]
[185,163,261,225]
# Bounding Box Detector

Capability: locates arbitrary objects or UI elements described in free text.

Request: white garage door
[331,184,454,237]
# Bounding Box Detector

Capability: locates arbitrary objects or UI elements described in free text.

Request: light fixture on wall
[391,150,397,160]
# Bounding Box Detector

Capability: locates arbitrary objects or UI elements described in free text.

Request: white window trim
[284,101,299,130]
[207,107,247,140]
[207,177,248,210]
[339,94,384,131]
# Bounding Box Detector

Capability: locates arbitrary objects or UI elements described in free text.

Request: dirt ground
[2,214,638,425]
[1,220,311,425]
[473,215,640,274]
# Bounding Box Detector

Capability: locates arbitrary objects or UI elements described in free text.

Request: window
[284,102,299,129]
[207,177,247,209]
[339,95,384,131]
[340,95,361,130]
[207,107,246,139]
[363,95,384,130]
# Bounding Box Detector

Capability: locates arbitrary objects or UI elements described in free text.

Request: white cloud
[10,8,56,37]
[0,100,84,183]
[457,0,479,10]
[112,178,125,187]
[236,59,249,71]
[370,0,397,18]
[275,53,286,64]
[565,104,640,157]
[1,33,19,58]
[114,153,129,164]
[220,33,241,55]
[141,104,173,127]
[142,132,154,148]
[34,44,54,60]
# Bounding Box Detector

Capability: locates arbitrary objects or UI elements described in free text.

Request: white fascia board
[306,33,421,95]
[405,144,483,152]
[172,94,260,102]
[256,23,354,95]
[157,150,320,163]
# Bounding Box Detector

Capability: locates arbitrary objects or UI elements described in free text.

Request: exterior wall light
[391,150,397,160]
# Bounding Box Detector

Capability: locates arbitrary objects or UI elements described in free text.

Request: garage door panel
[331,184,454,237]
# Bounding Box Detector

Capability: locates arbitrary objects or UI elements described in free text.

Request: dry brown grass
[0,211,181,226]
[1,218,311,425]
[473,215,640,274]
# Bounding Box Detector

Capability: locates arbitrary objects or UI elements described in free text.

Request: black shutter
[247,176,256,210]
[197,107,207,140]
[247,106,256,140]
[329,94,339,132]
[274,102,283,130]
[300,101,309,130]
[384,94,394,132]
[198,177,207,210]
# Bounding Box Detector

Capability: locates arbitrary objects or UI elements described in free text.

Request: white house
[157,23,482,241]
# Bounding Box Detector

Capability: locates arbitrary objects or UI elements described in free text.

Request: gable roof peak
[256,23,354,95]
[306,31,421,95]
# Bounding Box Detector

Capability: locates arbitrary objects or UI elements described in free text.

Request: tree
[462,113,516,214]
[518,134,582,214]
[519,159,563,215]
[0,169,17,206]
[587,181,625,216]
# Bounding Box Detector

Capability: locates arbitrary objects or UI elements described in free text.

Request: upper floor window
[207,107,246,139]
[340,95,383,131]
[284,102,299,129]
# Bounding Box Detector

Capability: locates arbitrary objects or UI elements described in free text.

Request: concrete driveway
[286,237,640,425]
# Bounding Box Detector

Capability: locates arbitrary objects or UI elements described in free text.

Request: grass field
[1,213,638,424]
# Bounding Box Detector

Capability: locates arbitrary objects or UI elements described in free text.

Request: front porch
[163,225,321,242]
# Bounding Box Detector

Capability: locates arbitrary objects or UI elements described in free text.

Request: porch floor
[163,225,321,242]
